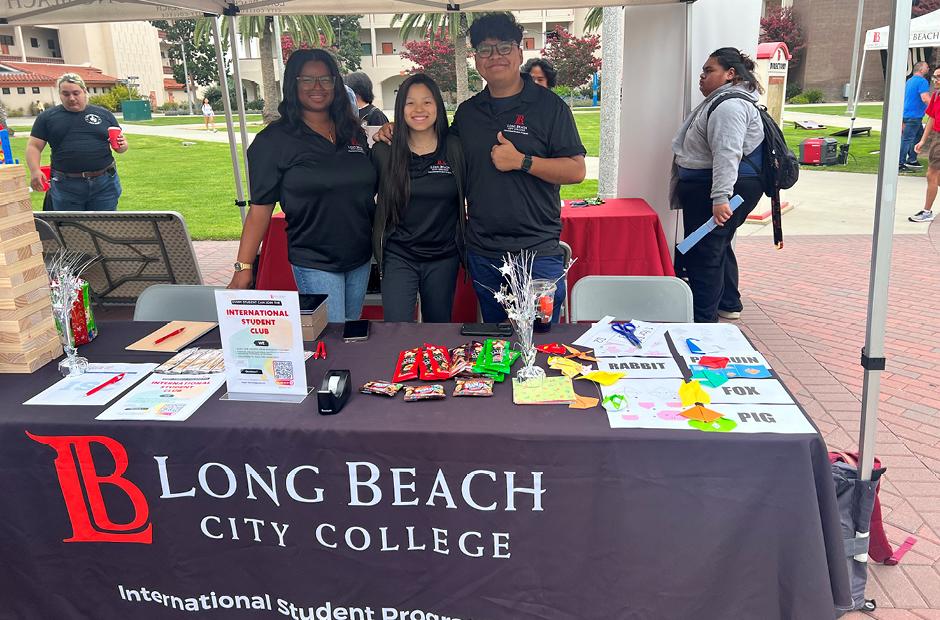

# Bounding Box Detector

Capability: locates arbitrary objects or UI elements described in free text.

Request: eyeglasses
[475,41,518,58]
[296,75,336,89]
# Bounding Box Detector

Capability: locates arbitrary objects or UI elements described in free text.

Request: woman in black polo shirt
[371,74,465,322]
[229,49,376,322]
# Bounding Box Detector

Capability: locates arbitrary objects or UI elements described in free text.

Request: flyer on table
[214,289,308,398]
[96,374,226,422]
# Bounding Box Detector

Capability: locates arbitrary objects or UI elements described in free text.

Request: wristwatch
[520,154,533,173]
[233,261,252,272]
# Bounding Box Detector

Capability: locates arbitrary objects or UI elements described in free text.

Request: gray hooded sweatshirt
[672,83,764,206]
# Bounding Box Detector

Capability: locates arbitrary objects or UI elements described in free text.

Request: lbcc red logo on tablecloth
[27,432,152,544]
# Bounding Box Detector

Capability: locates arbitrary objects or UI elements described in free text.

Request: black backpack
[708,92,798,248]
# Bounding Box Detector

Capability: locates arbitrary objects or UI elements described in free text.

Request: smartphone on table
[460,323,513,337]
[343,320,370,342]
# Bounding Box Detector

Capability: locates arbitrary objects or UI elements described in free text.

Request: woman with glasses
[228,49,376,322]
[371,74,465,322]
[672,47,765,323]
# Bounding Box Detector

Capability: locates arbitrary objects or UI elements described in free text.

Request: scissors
[611,321,643,349]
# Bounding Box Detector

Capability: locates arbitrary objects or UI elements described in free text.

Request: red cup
[108,126,123,150]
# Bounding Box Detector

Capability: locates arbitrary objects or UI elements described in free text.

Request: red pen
[86,373,125,396]
[154,327,185,344]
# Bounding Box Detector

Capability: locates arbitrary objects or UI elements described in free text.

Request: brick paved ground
[189,227,940,618]
[734,226,940,619]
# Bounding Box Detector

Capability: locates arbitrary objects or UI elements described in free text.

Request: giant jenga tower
[0,165,62,372]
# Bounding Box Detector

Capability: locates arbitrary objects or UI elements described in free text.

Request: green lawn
[788,104,884,119]
[12,130,600,241]
[780,126,919,176]
[121,114,263,126]
[13,133,249,240]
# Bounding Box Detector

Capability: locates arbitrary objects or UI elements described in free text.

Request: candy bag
[393,347,421,382]
[403,384,446,402]
[453,377,494,397]
[360,381,404,397]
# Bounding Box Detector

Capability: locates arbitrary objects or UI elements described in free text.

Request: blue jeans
[466,250,566,323]
[901,118,924,165]
[49,170,122,211]
[291,261,371,322]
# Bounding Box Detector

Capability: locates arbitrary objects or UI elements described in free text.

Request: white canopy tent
[0,0,910,491]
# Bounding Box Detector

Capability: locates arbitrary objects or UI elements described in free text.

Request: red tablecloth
[255,198,674,321]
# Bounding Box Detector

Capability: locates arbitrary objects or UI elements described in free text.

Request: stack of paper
[512,376,577,405]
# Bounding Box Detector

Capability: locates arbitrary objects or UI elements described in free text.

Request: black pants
[381,252,459,323]
[675,177,763,323]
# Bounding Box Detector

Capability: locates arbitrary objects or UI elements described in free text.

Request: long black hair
[277,48,364,147]
[710,47,765,95]
[379,73,449,227]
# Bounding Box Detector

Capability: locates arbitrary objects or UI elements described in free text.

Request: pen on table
[85,373,125,396]
[154,327,185,344]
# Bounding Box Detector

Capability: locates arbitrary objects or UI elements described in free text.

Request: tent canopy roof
[1,0,685,26]
[866,8,940,51]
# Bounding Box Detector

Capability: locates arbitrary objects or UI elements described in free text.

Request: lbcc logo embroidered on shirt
[347,137,365,154]
[504,114,528,136]
[429,159,452,174]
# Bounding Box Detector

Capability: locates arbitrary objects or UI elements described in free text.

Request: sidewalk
[734,227,940,620]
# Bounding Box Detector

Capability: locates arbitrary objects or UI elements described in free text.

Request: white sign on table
[24,363,157,406]
[597,356,683,379]
[214,289,310,403]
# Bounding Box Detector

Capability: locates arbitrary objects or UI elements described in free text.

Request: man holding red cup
[26,73,128,211]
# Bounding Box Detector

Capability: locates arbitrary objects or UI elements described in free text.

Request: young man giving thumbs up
[450,13,586,323]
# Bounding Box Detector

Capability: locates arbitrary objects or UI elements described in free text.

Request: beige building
[0,21,185,113]
[240,10,590,111]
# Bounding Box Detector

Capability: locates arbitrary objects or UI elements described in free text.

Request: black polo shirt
[384,147,459,261]
[248,120,377,272]
[30,104,118,173]
[451,76,585,257]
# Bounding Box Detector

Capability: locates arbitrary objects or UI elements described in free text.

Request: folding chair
[559,240,572,323]
[133,284,223,322]
[570,276,694,323]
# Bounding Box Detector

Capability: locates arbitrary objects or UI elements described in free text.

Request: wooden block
[0,337,62,374]
[0,210,36,243]
[0,189,31,218]
[0,254,46,288]
[0,232,42,266]
[0,321,58,352]
[0,281,50,312]
[0,303,52,332]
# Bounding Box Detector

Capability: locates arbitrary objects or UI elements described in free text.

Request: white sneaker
[718,309,741,320]
[909,210,936,223]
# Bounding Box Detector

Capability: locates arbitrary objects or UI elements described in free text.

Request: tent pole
[273,16,285,98]
[857,0,911,482]
[211,16,247,225]
[847,51,867,152]
[846,0,866,117]
[227,13,252,192]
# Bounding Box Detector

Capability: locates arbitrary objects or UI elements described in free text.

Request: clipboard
[125,321,218,353]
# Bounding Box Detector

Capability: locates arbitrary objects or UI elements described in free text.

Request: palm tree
[584,8,603,33]
[392,12,481,104]
[195,15,333,123]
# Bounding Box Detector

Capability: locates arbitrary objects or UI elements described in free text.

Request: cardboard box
[300,294,328,342]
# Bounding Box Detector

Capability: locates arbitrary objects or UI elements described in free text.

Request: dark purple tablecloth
[0,322,850,620]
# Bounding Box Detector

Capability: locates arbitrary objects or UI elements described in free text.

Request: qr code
[274,360,294,385]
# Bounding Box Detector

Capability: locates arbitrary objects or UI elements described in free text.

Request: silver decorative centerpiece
[47,250,97,377]
[489,251,575,383]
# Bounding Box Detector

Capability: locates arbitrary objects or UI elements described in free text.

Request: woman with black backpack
[672,47,766,323]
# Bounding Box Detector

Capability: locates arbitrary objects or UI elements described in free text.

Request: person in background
[202,97,217,132]
[911,66,940,224]
[672,48,765,322]
[900,61,930,173]
[372,74,464,323]
[521,58,558,89]
[228,49,376,322]
[26,73,128,211]
[346,72,390,126]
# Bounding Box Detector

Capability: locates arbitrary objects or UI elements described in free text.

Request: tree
[149,19,222,102]
[759,7,805,68]
[195,16,333,124]
[328,15,363,73]
[914,0,940,17]
[584,8,602,33]
[541,26,601,89]
[392,12,491,104]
